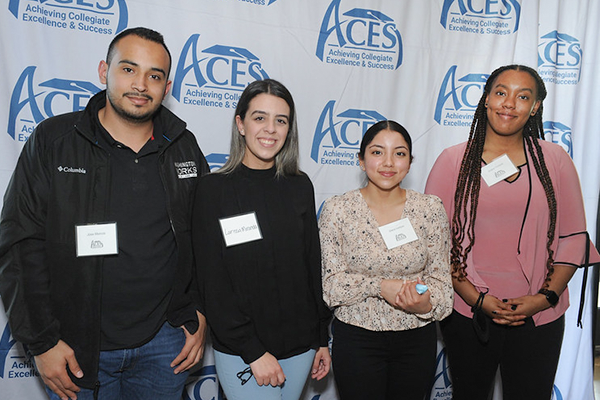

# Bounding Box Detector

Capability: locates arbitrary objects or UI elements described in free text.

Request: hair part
[218,79,300,177]
[106,27,172,76]
[450,64,557,287]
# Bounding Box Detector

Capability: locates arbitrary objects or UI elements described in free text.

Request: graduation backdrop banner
[1,1,599,399]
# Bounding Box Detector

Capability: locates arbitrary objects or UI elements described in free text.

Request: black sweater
[192,165,330,364]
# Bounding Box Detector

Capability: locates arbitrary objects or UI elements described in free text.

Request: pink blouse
[425,140,600,326]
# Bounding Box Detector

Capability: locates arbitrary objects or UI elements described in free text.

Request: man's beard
[106,90,160,123]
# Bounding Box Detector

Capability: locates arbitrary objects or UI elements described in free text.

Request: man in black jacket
[0,27,209,400]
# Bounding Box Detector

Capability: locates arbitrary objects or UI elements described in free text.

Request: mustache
[123,92,153,101]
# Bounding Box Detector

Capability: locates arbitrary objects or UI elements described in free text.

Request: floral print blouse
[319,189,453,331]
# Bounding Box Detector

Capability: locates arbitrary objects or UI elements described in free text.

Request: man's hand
[34,340,83,400]
[171,311,207,374]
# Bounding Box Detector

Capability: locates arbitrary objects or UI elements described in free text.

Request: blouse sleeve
[192,177,266,364]
[415,196,454,321]
[552,146,600,266]
[319,196,384,308]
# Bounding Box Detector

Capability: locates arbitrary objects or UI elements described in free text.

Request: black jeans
[440,311,564,400]
[331,318,437,400]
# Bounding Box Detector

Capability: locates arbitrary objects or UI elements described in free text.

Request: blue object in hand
[415,284,428,294]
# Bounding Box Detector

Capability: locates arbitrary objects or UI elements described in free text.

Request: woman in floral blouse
[319,120,453,400]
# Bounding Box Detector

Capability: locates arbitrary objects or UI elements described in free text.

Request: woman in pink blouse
[319,120,453,400]
[425,64,600,399]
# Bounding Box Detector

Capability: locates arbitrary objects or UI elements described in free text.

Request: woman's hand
[380,279,404,306]
[249,352,285,387]
[395,278,433,314]
[482,295,527,326]
[495,294,548,326]
[311,347,331,381]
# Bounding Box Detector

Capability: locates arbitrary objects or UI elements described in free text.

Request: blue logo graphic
[440,0,521,35]
[183,364,224,400]
[0,323,39,379]
[428,348,452,399]
[434,65,488,127]
[8,0,128,35]
[237,0,278,5]
[544,121,572,157]
[206,153,229,172]
[8,66,101,141]
[552,384,563,400]
[310,100,385,166]
[316,0,402,70]
[172,34,269,110]
[0,324,17,379]
[538,31,582,85]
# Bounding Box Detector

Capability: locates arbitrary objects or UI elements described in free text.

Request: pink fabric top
[425,140,600,326]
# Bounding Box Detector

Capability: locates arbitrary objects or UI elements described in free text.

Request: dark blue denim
[45,321,188,400]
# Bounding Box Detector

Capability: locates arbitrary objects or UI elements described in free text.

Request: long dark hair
[451,65,557,288]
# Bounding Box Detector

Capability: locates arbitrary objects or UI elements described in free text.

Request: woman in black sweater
[192,79,331,400]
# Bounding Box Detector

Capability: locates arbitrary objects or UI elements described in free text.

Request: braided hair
[451,65,557,289]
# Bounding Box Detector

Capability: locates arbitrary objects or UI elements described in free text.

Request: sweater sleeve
[319,196,384,308]
[0,125,61,356]
[302,178,332,347]
[192,176,266,364]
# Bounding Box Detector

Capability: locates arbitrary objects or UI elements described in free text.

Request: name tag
[378,218,418,250]
[76,222,118,257]
[219,212,263,247]
[481,154,519,187]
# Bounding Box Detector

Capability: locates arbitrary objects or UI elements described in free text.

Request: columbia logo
[57,166,87,174]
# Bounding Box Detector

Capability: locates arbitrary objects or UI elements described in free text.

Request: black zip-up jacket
[0,91,209,388]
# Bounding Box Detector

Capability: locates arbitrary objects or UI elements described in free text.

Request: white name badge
[481,154,519,187]
[378,218,418,250]
[219,212,263,247]
[76,222,118,257]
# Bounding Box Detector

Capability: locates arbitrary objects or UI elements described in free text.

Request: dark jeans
[331,318,437,400]
[44,321,188,400]
[440,311,564,400]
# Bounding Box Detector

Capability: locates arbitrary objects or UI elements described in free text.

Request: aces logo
[8,0,128,35]
[428,348,452,399]
[183,364,224,400]
[316,0,402,71]
[538,31,582,85]
[172,34,269,110]
[543,121,572,157]
[440,0,521,35]
[310,100,386,166]
[0,324,39,380]
[8,66,101,141]
[434,65,487,128]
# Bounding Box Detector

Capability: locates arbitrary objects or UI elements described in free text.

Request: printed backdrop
[1,1,599,399]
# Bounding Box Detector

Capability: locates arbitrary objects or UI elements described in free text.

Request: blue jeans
[214,349,316,400]
[45,321,188,400]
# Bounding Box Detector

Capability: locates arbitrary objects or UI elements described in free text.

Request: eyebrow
[118,59,167,77]
[250,110,289,120]
[368,143,408,150]
[494,83,534,93]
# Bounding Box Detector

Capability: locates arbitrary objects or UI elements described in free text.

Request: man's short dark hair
[106,27,172,75]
